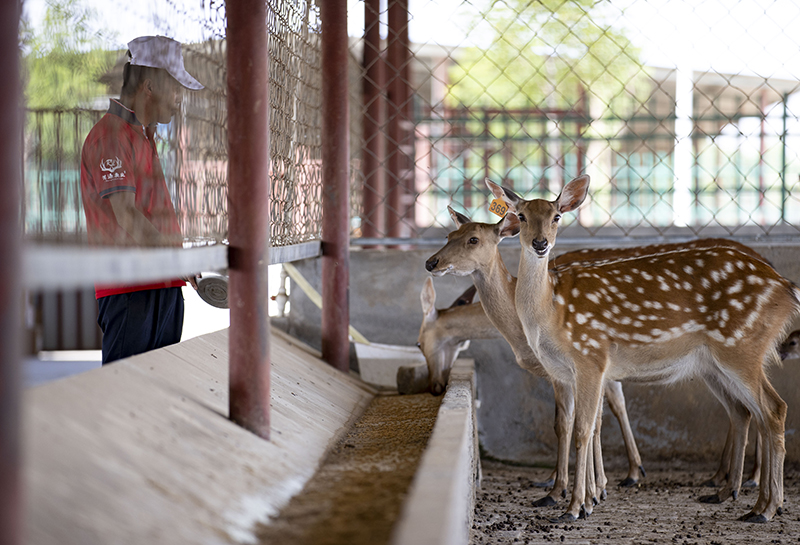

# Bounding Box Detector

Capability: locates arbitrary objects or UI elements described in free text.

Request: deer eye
[518,213,526,222]
[553,214,562,223]
[416,342,421,348]
[468,237,479,245]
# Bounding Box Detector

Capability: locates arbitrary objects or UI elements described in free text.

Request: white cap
[127,36,204,90]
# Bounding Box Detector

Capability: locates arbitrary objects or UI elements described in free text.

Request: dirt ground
[471,459,800,544]
[255,393,441,545]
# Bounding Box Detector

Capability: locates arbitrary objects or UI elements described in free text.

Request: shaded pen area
[256,393,442,545]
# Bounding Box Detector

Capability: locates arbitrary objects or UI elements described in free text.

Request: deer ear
[496,213,520,239]
[450,285,477,307]
[420,277,438,321]
[486,178,522,212]
[448,205,472,228]
[556,175,590,213]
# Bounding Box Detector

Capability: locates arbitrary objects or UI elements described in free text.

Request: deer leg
[603,380,644,487]
[740,374,786,523]
[557,366,604,522]
[743,427,761,488]
[533,380,573,506]
[592,396,607,501]
[701,423,733,488]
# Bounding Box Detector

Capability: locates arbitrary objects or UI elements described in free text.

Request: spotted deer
[425,212,646,505]
[417,276,646,493]
[488,174,799,522]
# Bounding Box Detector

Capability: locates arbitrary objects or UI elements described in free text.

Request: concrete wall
[284,242,800,468]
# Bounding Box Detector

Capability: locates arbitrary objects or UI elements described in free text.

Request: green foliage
[22,0,116,109]
[448,0,645,111]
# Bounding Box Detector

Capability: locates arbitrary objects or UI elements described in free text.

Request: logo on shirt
[100,157,126,182]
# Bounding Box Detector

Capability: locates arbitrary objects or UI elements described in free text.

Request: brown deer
[425,211,646,505]
[488,174,799,522]
[417,276,646,493]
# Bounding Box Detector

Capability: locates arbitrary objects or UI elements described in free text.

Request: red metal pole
[0,0,22,542]
[227,0,271,439]
[320,0,351,372]
[386,0,410,238]
[361,0,385,240]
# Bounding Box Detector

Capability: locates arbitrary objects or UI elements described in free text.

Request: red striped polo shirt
[80,99,185,298]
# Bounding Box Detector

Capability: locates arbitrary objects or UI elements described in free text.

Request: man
[80,36,203,364]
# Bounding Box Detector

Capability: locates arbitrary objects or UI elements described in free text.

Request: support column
[321,0,351,372]
[0,0,22,542]
[386,0,411,239]
[361,0,385,240]
[227,0,271,439]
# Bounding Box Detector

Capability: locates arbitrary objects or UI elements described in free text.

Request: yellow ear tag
[488,198,508,217]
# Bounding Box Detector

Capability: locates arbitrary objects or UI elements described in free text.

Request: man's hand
[183,273,200,290]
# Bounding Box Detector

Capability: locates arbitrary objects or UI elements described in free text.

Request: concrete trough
[23,328,478,545]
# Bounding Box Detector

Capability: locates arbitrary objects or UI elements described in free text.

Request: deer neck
[516,251,560,338]
[439,302,502,342]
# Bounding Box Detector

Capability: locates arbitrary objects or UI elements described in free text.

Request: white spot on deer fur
[590,320,608,332]
[571,288,580,298]
[601,278,610,286]
[623,275,634,283]
[727,280,743,295]
[736,261,745,270]
[576,313,588,325]
[708,330,725,343]
[730,299,743,311]
[748,262,757,271]
[586,293,600,304]
[698,305,708,313]
[695,258,705,267]
[587,338,600,349]
[568,304,575,312]
[641,271,653,281]
[684,266,694,275]
[720,309,730,322]
[701,278,711,289]
[695,293,703,303]
[667,302,681,312]
[632,333,654,342]
[602,310,614,320]
[631,268,640,274]
[667,259,675,265]
[619,316,632,325]
[664,270,679,281]
[745,275,763,285]
[683,281,692,290]
[636,287,645,294]
[580,333,588,341]
[582,348,590,356]
[555,294,565,305]
[682,320,703,332]
[724,262,734,274]
[712,291,722,301]
[711,270,721,283]
[633,320,644,328]
[573,342,582,351]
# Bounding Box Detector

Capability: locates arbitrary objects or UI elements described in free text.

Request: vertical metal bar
[0,0,22,542]
[386,0,409,238]
[781,92,788,222]
[226,0,271,439]
[320,0,350,373]
[361,0,384,241]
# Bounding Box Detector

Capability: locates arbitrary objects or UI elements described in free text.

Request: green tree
[448,0,645,112]
[22,0,116,109]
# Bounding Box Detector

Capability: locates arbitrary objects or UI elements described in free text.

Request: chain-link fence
[21,0,327,251]
[349,0,800,243]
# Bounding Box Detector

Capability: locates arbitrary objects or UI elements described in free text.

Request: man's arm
[107,191,181,247]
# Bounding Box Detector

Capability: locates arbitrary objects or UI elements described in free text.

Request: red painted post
[320,0,351,372]
[386,0,410,239]
[361,0,385,240]
[227,0,271,439]
[0,0,22,542]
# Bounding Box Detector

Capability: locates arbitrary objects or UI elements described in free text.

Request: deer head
[486,175,589,259]
[417,277,474,395]
[425,206,520,276]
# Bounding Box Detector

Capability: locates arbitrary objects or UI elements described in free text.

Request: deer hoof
[531,495,558,508]
[599,488,607,501]
[739,512,769,523]
[579,505,591,519]
[618,477,638,487]
[639,464,647,478]
[698,493,724,504]
[742,479,758,489]
[549,512,577,523]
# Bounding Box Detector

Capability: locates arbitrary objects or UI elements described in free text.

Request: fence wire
[349,0,800,243]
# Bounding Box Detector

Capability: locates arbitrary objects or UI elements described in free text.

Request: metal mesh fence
[21,0,326,251]
[349,0,800,243]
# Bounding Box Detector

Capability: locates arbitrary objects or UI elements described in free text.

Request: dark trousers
[98,287,184,365]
